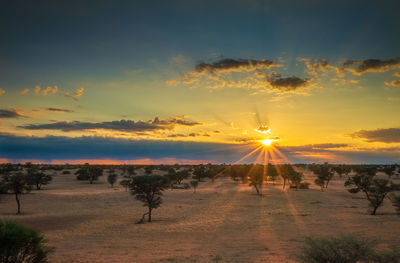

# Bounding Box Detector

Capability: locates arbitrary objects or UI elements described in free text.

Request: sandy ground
[1,168,399,262]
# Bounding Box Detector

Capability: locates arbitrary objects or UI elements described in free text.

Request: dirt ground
[1,168,399,262]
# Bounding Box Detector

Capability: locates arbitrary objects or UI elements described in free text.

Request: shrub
[0,220,54,263]
[296,234,400,263]
[299,182,310,189]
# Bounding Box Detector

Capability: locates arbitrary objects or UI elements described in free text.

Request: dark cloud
[0,134,398,164]
[268,76,310,91]
[194,58,278,74]
[341,58,400,75]
[349,128,400,143]
[33,108,74,113]
[0,109,23,118]
[18,117,202,132]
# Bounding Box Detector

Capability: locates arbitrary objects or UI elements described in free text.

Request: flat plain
[1,168,399,263]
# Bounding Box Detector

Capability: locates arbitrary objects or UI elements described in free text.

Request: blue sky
[1,0,400,163]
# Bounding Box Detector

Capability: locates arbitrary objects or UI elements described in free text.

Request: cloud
[267,76,311,92]
[33,85,58,96]
[0,88,5,96]
[171,54,189,64]
[384,80,400,88]
[193,58,280,74]
[339,58,400,76]
[0,109,24,118]
[20,88,30,95]
[349,128,400,143]
[33,108,74,113]
[297,58,331,77]
[0,134,398,164]
[19,116,202,132]
[64,87,84,100]
[21,86,84,100]
[395,72,400,77]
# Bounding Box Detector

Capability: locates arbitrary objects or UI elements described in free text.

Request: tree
[248,165,264,196]
[1,172,32,214]
[144,166,153,175]
[0,220,54,263]
[129,175,168,223]
[381,165,396,178]
[120,179,131,192]
[266,163,278,184]
[288,169,303,190]
[345,173,399,215]
[190,180,198,193]
[27,167,52,190]
[333,165,351,178]
[193,165,206,182]
[279,164,292,190]
[107,170,117,188]
[126,166,136,177]
[176,169,190,184]
[312,163,334,190]
[75,164,103,184]
[296,234,400,263]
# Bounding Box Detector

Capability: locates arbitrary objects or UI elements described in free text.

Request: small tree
[0,220,54,263]
[129,175,168,223]
[75,164,103,184]
[1,172,32,214]
[27,169,52,190]
[267,163,278,184]
[345,174,398,215]
[193,165,206,182]
[190,180,198,193]
[312,163,334,190]
[248,165,264,196]
[107,171,117,188]
[120,179,130,192]
[176,169,190,184]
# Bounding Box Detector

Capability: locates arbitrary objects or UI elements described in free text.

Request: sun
[262,139,274,146]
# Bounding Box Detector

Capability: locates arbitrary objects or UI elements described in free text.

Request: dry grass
[1,168,399,262]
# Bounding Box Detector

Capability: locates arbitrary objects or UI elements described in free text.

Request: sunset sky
[1,0,400,164]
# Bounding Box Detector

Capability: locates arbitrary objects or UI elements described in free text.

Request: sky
[1,0,400,164]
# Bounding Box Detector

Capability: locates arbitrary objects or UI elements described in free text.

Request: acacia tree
[129,175,168,223]
[120,179,131,192]
[190,180,198,193]
[345,173,398,215]
[107,170,117,188]
[267,163,278,184]
[27,167,52,190]
[1,172,32,214]
[193,165,206,182]
[176,169,190,184]
[312,163,334,190]
[75,164,103,184]
[248,165,264,196]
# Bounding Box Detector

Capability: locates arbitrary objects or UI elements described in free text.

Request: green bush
[0,220,54,263]
[296,234,399,263]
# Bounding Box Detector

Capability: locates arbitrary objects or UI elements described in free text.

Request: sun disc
[262,139,273,146]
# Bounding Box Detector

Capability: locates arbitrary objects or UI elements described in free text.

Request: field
[1,168,399,263]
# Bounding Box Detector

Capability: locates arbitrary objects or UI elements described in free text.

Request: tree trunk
[15,193,21,214]
[148,207,152,222]
[283,179,286,189]
[371,206,378,215]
